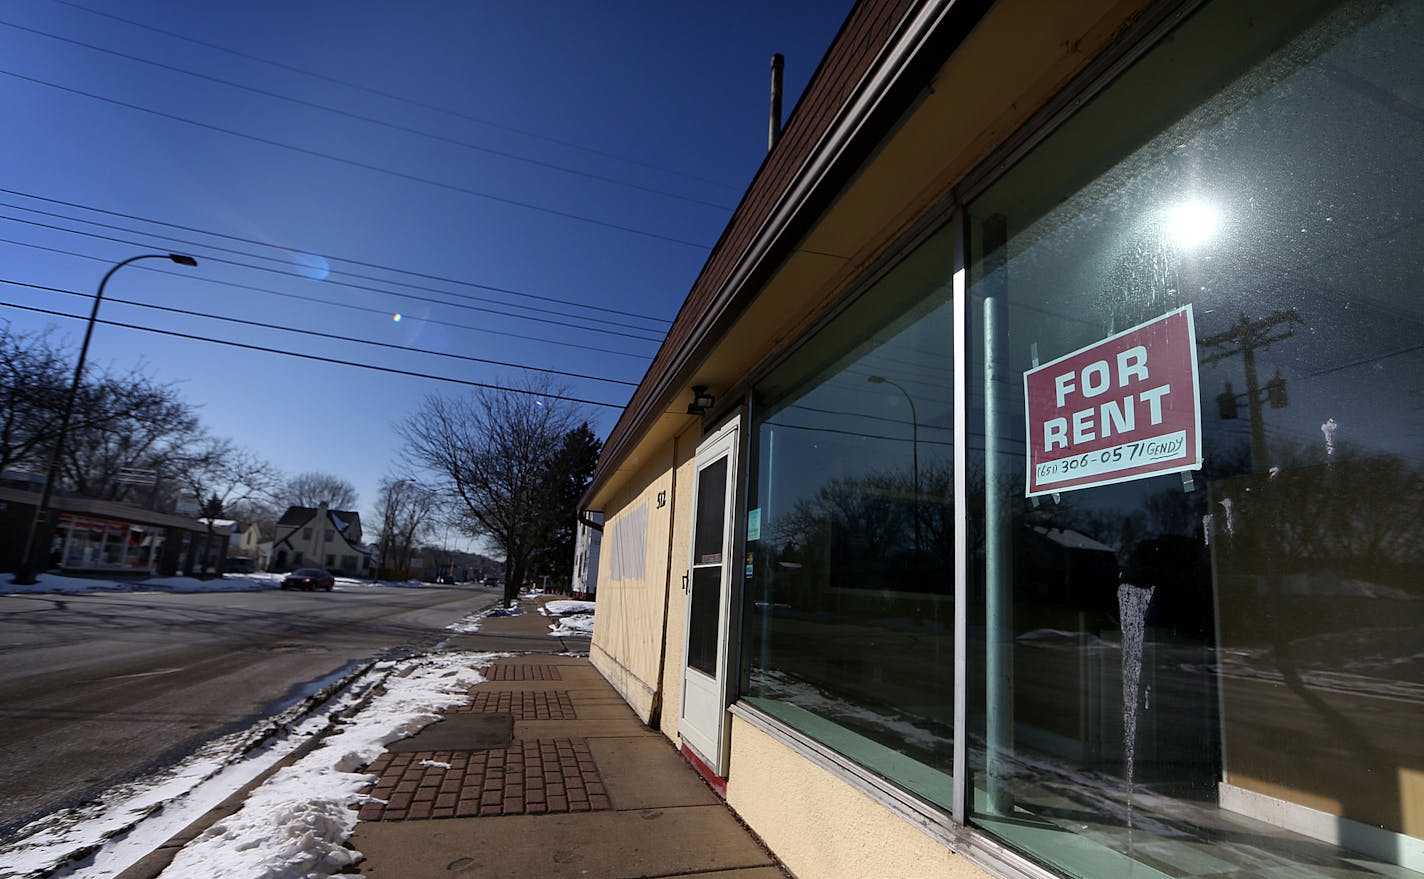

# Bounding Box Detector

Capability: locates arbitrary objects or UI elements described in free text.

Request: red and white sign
[1024,305,1201,497]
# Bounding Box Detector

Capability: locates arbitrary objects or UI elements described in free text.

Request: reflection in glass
[967,0,1423,876]
[741,225,957,808]
[688,455,730,677]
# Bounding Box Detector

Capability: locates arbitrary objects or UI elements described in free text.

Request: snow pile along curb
[542,600,595,637]
[155,652,496,879]
[444,601,523,634]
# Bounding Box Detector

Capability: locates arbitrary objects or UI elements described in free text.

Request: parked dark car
[281,568,335,591]
[225,557,257,574]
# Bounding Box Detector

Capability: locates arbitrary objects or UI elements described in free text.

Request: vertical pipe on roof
[769,53,785,151]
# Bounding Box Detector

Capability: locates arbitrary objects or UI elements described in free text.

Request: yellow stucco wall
[726,716,989,879]
[588,438,677,723]
[655,425,698,742]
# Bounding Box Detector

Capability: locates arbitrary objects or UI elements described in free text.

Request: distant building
[271,503,370,575]
[0,480,219,576]
[571,512,602,599]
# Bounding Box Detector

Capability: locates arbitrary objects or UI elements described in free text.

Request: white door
[679,417,739,773]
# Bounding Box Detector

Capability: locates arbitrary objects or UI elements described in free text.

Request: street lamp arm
[11,253,198,585]
[867,374,922,554]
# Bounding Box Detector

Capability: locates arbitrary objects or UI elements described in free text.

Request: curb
[108,659,393,879]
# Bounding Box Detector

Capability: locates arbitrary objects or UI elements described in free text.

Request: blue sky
[0,0,854,524]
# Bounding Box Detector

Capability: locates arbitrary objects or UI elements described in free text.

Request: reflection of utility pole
[981,213,1013,816]
[1199,310,1300,471]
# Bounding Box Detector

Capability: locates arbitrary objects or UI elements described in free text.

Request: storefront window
[741,224,957,808]
[57,515,162,572]
[967,0,1422,876]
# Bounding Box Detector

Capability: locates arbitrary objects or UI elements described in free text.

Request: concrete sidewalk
[345,597,785,879]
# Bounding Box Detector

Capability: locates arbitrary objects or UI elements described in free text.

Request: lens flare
[292,251,331,281]
[392,313,403,322]
[1165,201,1218,249]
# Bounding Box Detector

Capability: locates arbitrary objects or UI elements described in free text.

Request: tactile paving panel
[358,738,609,820]
[486,664,563,681]
[453,690,577,719]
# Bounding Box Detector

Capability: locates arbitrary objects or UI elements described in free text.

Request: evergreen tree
[531,423,602,586]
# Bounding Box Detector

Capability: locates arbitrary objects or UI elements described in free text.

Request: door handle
[682,571,690,594]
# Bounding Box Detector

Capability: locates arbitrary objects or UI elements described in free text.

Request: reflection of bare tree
[1216,443,1424,601]
[1212,442,1424,837]
[769,463,955,592]
[1250,447,1424,584]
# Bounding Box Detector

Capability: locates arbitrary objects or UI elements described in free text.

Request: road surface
[0,582,497,838]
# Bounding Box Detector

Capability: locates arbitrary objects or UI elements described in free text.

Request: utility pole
[1199,309,1300,471]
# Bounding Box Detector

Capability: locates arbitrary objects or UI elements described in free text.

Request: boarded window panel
[608,502,648,582]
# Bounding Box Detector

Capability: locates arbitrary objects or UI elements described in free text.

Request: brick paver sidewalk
[358,737,610,820]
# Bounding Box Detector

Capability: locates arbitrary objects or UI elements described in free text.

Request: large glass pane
[694,457,729,565]
[689,565,723,675]
[689,456,730,676]
[967,1,1423,876]
[741,224,957,809]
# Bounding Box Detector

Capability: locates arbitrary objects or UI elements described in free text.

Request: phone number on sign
[1035,431,1186,485]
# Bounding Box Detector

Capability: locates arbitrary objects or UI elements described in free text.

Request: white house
[270,502,369,575]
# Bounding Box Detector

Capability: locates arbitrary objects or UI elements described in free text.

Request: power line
[0,186,673,325]
[0,234,655,361]
[0,17,736,212]
[0,276,641,389]
[0,208,667,342]
[43,0,743,194]
[0,298,628,409]
[0,67,713,251]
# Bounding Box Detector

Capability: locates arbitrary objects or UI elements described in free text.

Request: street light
[11,253,199,585]
[867,374,921,555]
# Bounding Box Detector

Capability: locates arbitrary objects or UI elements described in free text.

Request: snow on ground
[445,600,523,634]
[152,651,496,879]
[541,600,595,617]
[3,660,380,879]
[541,599,595,637]
[445,610,487,634]
[548,613,594,638]
[0,571,282,595]
[0,573,445,596]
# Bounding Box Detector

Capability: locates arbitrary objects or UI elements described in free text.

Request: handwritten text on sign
[1023,306,1202,497]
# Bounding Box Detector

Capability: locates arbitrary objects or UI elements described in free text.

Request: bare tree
[60,366,203,503]
[227,496,281,556]
[397,380,581,606]
[371,475,440,580]
[0,324,213,511]
[281,471,359,511]
[172,439,281,576]
[0,324,70,477]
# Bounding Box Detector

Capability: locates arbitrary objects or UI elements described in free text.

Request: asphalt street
[0,582,499,839]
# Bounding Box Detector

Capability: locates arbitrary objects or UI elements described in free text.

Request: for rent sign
[1024,305,1201,497]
